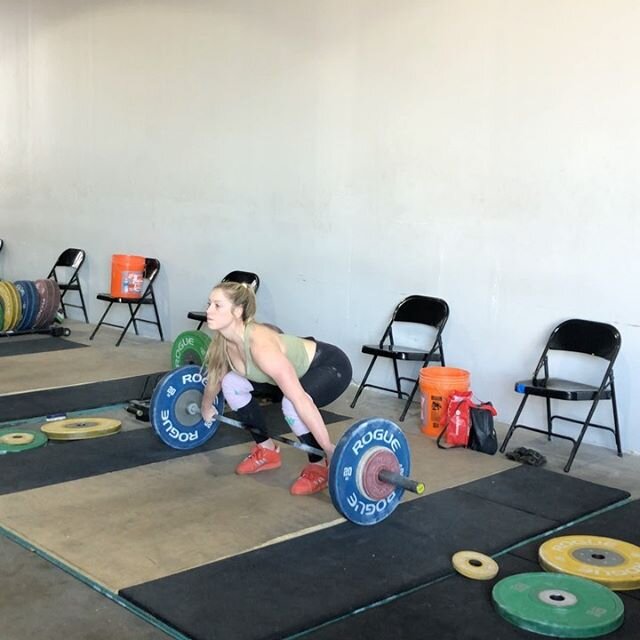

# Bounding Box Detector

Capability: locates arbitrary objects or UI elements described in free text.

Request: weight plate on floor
[171,330,211,368]
[0,293,4,330]
[539,535,640,591]
[492,572,624,637]
[0,428,48,454]
[151,365,224,450]
[329,418,410,526]
[0,432,34,445]
[41,417,122,440]
[452,551,499,580]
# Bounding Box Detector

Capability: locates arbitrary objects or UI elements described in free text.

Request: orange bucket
[419,367,470,437]
[110,254,145,299]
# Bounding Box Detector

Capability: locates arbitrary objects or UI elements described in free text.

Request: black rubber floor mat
[303,553,640,639]
[0,405,349,495]
[456,465,628,523]
[120,471,628,640]
[0,337,86,358]
[3,372,168,422]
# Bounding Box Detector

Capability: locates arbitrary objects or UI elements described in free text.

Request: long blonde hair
[204,281,257,384]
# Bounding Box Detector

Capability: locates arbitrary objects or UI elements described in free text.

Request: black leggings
[236,340,352,461]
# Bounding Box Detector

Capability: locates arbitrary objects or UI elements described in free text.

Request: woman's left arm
[251,335,334,455]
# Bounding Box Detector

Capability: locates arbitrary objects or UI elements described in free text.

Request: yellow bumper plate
[41,417,122,441]
[539,534,640,591]
[452,550,499,580]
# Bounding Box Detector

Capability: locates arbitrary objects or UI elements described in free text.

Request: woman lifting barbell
[200,281,352,495]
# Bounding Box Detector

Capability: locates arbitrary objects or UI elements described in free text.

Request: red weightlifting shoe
[290,462,328,496]
[235,444,281,475]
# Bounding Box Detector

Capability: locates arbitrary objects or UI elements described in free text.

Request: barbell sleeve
[378,469,425,495]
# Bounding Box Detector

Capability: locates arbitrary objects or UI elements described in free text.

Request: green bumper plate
[171,330,211,368]
[0,428,48,454]
[492,572,624,638]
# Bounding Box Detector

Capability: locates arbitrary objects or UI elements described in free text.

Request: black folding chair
[90,258,164,347]
[351,295,449,421]
[47,248,88,323]
[187,270,260,330]
[499,319,622,472]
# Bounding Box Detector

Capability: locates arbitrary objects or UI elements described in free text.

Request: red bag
[438,390,474,447]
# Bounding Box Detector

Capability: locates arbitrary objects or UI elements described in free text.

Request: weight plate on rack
[33,279,51,329]
[8,282,23,329]
[25,280,41,329]
[492,572,624,637]
[43,279,61,327]
[539,535,640,591]
[0,282,15,330]
[15,280,38,331]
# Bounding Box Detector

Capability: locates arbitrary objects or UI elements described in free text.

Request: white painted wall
[2,1,639,452]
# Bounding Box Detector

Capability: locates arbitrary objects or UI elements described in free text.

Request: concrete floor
[1,323,638,639]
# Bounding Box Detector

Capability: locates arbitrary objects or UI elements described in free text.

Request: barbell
[150,365,425,526]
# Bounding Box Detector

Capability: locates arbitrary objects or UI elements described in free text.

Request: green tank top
[242,323,311,385]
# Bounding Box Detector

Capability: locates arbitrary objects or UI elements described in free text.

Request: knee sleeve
[221,372,267,444]
[281,396,309,436]
[221,372,254,411]
[282,396,323,463]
